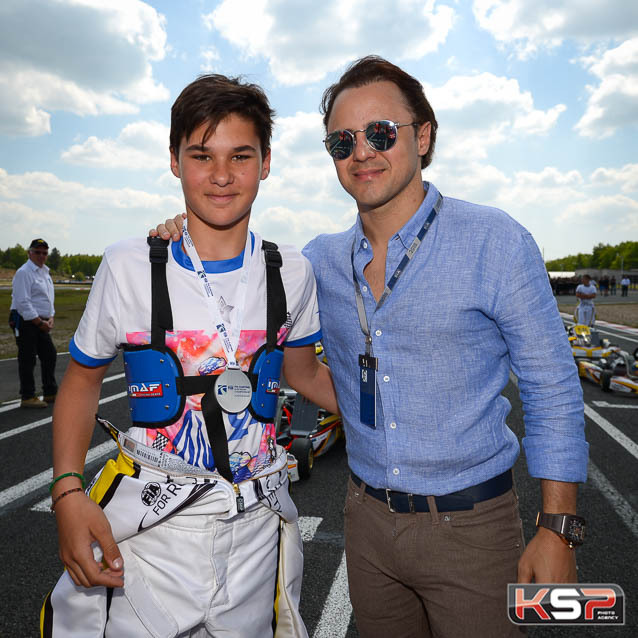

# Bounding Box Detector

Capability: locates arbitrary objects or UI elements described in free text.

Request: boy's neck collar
[172,232,255,273]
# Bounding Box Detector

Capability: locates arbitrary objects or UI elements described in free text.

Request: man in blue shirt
[303,56,587,637]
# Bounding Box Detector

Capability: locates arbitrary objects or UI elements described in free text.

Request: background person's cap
[29,238,49,250]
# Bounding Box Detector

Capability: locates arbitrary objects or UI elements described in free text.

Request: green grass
[0,286,91,358]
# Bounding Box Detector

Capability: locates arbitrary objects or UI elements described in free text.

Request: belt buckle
[385,489,396,513]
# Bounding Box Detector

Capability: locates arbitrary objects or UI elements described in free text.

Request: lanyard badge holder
[352,194,442,428]
[182,220,253,413]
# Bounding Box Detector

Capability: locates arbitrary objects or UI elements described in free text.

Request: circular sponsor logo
[141,482,162,506]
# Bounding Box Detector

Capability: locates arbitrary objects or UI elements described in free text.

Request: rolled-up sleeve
[494,231,588,483]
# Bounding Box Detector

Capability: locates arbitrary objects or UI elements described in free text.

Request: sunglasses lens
[366,120,397,151]
[325,130,354,160]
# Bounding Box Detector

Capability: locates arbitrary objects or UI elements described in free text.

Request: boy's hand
[55,491,124,588]
[149,213,186,242]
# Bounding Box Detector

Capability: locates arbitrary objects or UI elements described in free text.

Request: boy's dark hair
[170,74,275,158]
[320,55,438,169]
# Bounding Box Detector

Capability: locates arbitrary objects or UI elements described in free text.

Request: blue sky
[0,0,636,260]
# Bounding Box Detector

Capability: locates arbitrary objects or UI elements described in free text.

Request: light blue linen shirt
[303,182,588,495]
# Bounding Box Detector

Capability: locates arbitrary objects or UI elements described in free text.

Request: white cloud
[558,193,638,227]
[200,46,221,72]
[256,111,355,248]
[427,72,565,159]
[205,0,455,85]
[575,38,638,138]
[61,121,169,170]
[0,0,169,136]
[251,205,348,249]
[0,168,182,254]
[590,164,638,193]
[473,0,638,58]
[424,159,638,260]
[266,112,348,205]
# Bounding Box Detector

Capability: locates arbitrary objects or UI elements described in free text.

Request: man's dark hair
[170,74,275,158]
[320,55,438,169]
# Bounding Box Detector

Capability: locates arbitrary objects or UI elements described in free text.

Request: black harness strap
[147,237,173,346]
[142,236,287,485]
[262,240,287,352]
[200,388,233,483]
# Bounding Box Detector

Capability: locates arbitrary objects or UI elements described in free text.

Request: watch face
[567,517,586,543]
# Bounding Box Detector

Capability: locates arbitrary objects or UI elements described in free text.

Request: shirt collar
[394,181,440,249]
[353,181,440,251]
[26,259,48,274]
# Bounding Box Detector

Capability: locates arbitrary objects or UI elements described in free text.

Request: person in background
[621,274,630,297]
[10,238,57,408]
[575,273,597,326]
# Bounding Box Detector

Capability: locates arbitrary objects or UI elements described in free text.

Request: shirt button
[383,375,390,382]
[390,422,397,429]
[375,329,382,336]
[363,240,368,249]
[393,468,400,475]
[362,285,368,293]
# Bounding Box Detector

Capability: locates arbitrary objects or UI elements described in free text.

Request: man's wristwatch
[536,512,586,548]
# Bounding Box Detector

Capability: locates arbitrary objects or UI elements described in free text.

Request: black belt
[350,469,513,513]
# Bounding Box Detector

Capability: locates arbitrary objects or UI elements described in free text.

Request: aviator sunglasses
[323,119,417,160]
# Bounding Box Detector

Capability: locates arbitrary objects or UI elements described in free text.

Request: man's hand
[149,213,185,242]
[519,479,580,583]
[36,318,52,333]
[54,491,124,588]
[518,526,577,583]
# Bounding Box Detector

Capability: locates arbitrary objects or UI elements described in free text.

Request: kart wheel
[290,438,314,480]
[600,370,613,392]
[633,347,638,361]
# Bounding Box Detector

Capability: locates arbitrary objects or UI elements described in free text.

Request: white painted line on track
[313,550,352,638]
[0,373,125,414]
[588,461,638,539]
[1,439,116,509]
[592,400,638,410]
[584,404,638,461]
[0,399,21,413]
[0,351,71,363]
[0,390,127,441]
[298,516,323,541]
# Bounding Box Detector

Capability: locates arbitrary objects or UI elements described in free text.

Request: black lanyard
[352,194,442,356]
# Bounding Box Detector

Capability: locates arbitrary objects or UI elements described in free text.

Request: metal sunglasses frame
[323,119,417,160]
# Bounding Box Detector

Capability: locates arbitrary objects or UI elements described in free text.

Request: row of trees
[0,244,102,280]
[545,241,638,272]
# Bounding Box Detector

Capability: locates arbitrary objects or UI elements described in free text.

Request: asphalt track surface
[0,320,637,637]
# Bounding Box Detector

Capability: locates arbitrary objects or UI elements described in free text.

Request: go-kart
[577,347,638,395]
[276,388,344,481]
[567,324,620,361]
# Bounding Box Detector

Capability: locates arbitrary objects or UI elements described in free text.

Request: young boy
[42,74,337,638]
